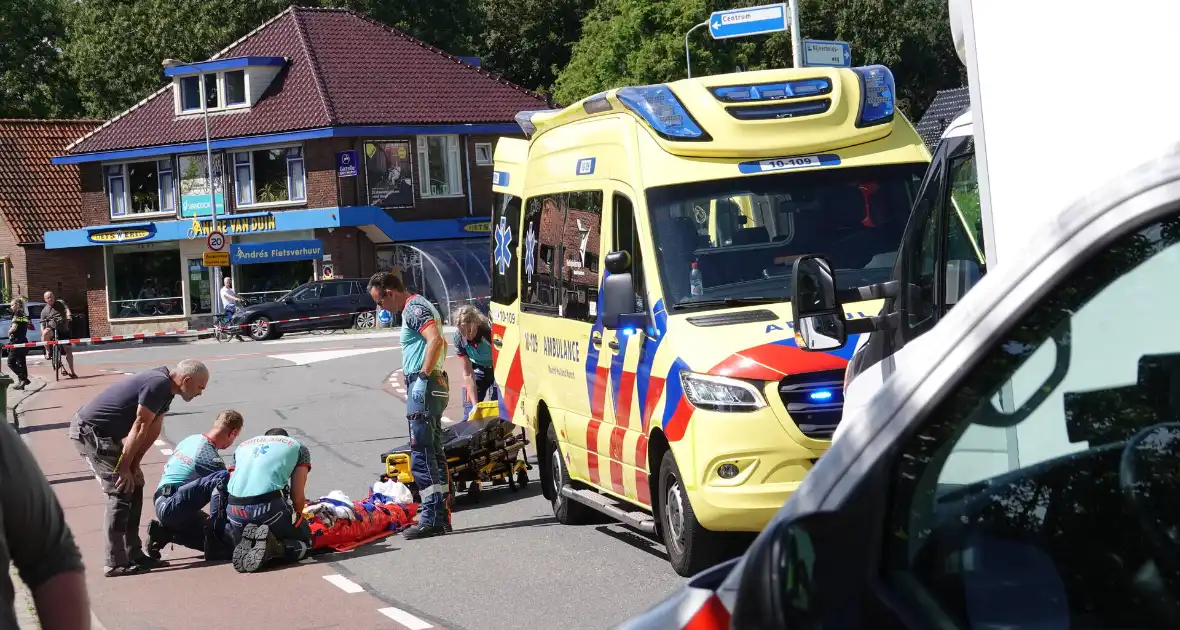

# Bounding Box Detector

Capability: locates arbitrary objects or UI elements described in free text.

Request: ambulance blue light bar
[852,65,895,127]
[616,85,711,141]
[710,78,832,103]
[808,389,834,402]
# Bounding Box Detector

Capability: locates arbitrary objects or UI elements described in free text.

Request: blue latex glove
[410,377,427,403]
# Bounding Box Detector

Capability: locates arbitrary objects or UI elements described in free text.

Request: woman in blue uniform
[452,305,497,420]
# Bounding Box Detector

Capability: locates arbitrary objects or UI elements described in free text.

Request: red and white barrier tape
[3,311,363,350]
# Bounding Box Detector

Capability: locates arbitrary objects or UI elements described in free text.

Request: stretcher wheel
[516,469,529,488]
[467,480,482,502]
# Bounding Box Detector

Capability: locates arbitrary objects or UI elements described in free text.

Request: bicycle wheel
[51,345,61,382]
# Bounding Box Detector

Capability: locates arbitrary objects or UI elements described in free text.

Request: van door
[519,189,606,484]
[490,190,527,426]
[601,187,654,506]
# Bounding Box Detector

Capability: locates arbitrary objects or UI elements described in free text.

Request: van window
[520,193,572,314]
[559,191,603,323]
[646,163,925,311]
[491,192,521,305]
[944,147,985,308]
[613,194,646,313]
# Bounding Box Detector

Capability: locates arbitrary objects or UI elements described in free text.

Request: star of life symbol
[524,222,537,282]
[252,444,270,457]
[494,216,513,276]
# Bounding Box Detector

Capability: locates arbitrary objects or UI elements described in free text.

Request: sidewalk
[15,365,434,629]
[6,372,46,629]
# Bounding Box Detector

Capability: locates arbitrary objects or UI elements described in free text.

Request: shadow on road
[445,516,558,537]
[453,479,543,511]
[18,419,69,433]
[48,473,96,486]
[595,525,669,561]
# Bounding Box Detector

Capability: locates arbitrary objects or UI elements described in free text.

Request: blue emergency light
[808,389,834,402]
[852,65,895,128]
[710,78,832,103]
[617,85,711,141]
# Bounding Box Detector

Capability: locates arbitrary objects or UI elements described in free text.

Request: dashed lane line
[378,607,434,630]
[159,448,173,456]
[323,574,365,594]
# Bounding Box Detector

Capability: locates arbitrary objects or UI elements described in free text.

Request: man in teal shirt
[369,272,451,539]
[224,428,312,573]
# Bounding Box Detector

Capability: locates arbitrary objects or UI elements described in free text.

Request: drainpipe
[465,139,474,216]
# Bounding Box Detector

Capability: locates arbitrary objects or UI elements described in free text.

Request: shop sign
[463,221,492,233]
[337,150,359,178]
[187,214,277,239]
[202,251,230,267]
[88,225,156,244]
[178,153,226,218]
[364,140,415,209]
[230,239,324,265]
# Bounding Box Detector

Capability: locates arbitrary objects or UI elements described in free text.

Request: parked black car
[230,278,375,341]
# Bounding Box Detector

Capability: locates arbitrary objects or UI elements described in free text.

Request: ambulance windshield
[646,163,925,311]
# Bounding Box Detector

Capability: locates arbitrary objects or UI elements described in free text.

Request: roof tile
[0,120,103,243]
[67,8,547,156]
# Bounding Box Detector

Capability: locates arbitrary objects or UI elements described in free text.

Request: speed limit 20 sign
[206,231,226,252]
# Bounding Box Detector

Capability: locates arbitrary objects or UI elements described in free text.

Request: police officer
[368,272,451,539]
[225,428,313,573]
[146,410,243,561]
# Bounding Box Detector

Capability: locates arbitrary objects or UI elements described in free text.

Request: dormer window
[167,57,286,116]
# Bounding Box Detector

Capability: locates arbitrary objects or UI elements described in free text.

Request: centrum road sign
[708,3,788,40]
[803,39,852,67]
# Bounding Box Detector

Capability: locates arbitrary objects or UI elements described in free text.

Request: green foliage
[0,0,80,118]
[554,0,965,116]
[475,0,597,97]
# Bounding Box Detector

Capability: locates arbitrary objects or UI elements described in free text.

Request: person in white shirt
[219,277,243,320]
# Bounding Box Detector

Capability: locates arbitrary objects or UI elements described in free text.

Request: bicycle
[49,340,62,382]
[214,311,240,343]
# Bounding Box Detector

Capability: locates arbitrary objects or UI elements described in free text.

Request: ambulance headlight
[680,371,767,412]
[617,85,711,141]
[852,65,895,127]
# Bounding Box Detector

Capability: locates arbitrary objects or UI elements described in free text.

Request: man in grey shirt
[69,359,210,576]
[1,416,91,629]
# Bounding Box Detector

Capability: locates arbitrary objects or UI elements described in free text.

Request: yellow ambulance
[489,65,929,575]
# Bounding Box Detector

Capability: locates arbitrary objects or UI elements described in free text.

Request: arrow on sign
[711,20,721,31]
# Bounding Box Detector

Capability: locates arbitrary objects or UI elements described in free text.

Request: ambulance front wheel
[547,423,593,525]
[658,450,729,577]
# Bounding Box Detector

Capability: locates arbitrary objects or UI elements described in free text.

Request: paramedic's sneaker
[233,523,283,573]
[131,553,168,569]
[146,519,170,560]
[402,523,447,540]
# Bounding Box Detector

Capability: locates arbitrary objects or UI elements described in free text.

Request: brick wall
[315,227,376,279]
[0,218,28,300]
[79,162,108,226]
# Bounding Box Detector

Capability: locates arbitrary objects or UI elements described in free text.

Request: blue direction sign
[803,40,852,67]
[708,3,788,40]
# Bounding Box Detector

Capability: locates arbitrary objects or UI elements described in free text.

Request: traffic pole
[685,21,708,78]
[789,0,803,68]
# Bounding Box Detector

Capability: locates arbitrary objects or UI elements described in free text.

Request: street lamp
[163,58,221,322]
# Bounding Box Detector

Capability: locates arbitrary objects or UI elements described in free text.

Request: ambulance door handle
[608,340,620,352]
[493,337,503,348]
[590,332,603,347]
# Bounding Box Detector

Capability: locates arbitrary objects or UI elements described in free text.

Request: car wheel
[658,449,730,577]
[248,316,273,341]
[354,310,376,330]
[546,423,594,525]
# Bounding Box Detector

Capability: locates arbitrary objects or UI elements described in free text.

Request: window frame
[174,71,252,115]
[611,192,647,314]
[491,192,522,305]
[474,142,493,166]
[104,158,177,220]
[416,135,464,198]
[231,144,307,208]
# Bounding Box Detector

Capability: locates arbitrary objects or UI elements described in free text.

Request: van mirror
[731,513,839,629]
[605,250,632,275]
[791,255,847,351]
[602,250,640,330]
[975,320,1072,428]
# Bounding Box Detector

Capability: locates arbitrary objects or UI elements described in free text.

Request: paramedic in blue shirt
[224,428,313,573]
[452,304,497,420]
[369,272,451,539]
[146,410,243,561]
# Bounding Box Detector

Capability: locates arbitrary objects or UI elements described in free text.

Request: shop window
[108,246,183,319]
[475,142,493,166]
[225,70,247,106]
[106,159,175,218]
[233,146,305,206]
[416,135,463,197]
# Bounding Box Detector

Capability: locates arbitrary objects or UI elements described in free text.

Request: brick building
[0,119,103,333]
[45,7,546,335]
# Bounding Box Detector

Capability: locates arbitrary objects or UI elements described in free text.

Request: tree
[475,0,597,96]
[337,0,482,57]
[553,0,964,117]
[0,0,80,118]
[59,0,294,119]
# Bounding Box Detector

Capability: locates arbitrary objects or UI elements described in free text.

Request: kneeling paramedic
[225,428,312,573]
[452,304,497,421]
[369,272,451,539]
[147,410,243,561]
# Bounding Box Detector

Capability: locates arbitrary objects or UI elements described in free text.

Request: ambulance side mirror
[791,255,847,351]
[732,514,839,629]
[602,251,642,330]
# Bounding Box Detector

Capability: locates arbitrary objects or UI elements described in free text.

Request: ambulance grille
[778,369,845,439]
[726,99,831,121]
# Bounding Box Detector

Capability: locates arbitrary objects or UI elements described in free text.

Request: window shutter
[447,136,462,194]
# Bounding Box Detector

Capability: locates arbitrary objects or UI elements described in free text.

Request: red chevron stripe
[635,434,650,505]
[586,420,602,486]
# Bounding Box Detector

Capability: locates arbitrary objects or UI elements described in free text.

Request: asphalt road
[46,330,685,630]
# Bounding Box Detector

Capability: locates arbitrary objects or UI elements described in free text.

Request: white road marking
[267,347,394,366]
[153,440,166,446]
[377,607,432,630]
[160,448,173,456]
[322,574,364,593]
[261,332,403,346]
